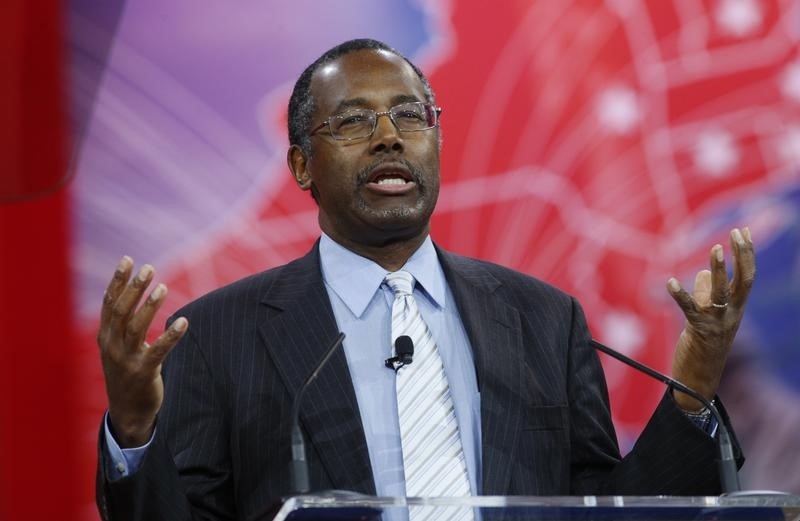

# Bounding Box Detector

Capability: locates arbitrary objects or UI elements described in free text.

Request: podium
[272,494,800,521]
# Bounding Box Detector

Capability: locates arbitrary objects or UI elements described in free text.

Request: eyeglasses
[309,101,442,141]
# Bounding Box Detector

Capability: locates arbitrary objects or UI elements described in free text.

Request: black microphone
[289,332,346,494]
[385,335,414,371]
[590,338,741,494]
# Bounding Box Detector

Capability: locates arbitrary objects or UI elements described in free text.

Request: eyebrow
[331,94,424,114]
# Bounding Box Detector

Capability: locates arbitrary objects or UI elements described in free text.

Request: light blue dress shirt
[318,233,482,498]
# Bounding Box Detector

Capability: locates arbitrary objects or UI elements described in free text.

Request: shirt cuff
[103,411,154,479]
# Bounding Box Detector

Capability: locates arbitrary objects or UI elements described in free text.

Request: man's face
[296,49,440,247]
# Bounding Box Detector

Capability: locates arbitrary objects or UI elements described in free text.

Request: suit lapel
[256,243,526,496]
[257,244,375,495]
[438,249,526,496]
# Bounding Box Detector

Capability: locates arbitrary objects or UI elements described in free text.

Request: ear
[287,145,312,190]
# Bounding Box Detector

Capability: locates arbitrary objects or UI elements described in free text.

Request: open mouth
[373,175,411,186]
[367,163,414,185]
[362,162,418,195]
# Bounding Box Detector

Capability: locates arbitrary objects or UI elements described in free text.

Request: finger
[125,283,168,348]
[143,317,188,369]
[709,244,730,310]
[99,256,134,348]
[691,269,712,307]
[667,277,697,316]
[100,257,133,326]
[109,264,155,334]
[730,226,756,308]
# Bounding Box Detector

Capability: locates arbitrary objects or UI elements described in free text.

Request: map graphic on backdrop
[70,0,800,508]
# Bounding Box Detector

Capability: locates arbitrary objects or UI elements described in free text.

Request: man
[96,39,755,520]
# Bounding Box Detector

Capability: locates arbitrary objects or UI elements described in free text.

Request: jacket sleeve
[565,297,744,495]
[96,326,236,521]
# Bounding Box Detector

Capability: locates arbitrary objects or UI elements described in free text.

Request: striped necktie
[385,271,473,519]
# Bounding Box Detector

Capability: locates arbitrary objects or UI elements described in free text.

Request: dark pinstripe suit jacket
[97,242,740,520]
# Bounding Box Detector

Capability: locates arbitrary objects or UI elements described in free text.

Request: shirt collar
[319,233,447,318]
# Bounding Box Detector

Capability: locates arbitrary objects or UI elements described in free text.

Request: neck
[324,228,429,272]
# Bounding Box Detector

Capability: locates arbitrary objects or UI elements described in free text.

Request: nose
[370,112,404,154]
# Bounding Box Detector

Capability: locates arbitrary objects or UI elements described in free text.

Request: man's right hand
[98,256,188,448]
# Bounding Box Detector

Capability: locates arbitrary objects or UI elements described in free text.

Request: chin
[357,204,430,240]
[366,199,432,224]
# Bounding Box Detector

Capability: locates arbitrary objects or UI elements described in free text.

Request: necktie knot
[385,270,415,297]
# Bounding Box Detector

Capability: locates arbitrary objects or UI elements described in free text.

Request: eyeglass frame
[308,101,443,141]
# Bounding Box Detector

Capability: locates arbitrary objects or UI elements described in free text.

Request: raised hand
[97,256,188,447]
[667,227,756,411]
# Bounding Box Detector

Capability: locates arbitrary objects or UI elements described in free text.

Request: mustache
[355,158,426,189]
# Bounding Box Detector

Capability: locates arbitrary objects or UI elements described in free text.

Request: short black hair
[287,38,436,156]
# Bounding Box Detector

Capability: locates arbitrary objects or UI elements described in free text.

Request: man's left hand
[667,227,756,411]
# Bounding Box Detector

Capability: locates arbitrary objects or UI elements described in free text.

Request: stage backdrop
[68,0,800,515]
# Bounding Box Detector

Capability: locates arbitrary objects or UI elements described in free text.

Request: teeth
[376,178,407,185]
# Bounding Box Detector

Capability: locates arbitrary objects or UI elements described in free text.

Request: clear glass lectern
[272,494,800,521]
